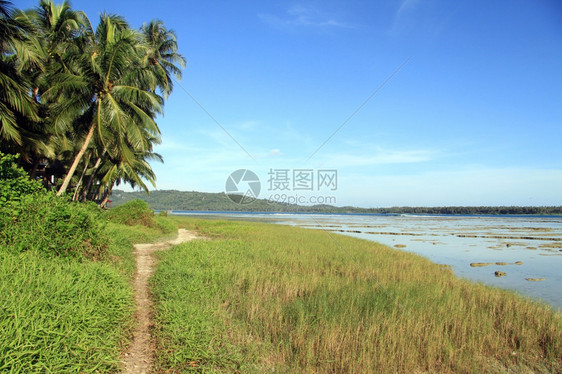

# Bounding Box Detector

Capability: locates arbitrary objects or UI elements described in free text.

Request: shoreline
[151,216,561,372]
[165,209,562,218]
[169,212,562,310]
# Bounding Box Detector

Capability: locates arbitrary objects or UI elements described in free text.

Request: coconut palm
[0,0,39,146]
[141,19,186,98]
[77,129,161,202]
[2,2,182,201]
[48,13,164,196]
[96,148,163,207]
[17,0,91,105]
[2,0,90,168]
[26,0,90,54]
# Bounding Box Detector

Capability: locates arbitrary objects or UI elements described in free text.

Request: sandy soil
[122,229,198,374]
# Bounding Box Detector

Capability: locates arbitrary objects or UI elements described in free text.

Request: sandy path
[122,229,198,374]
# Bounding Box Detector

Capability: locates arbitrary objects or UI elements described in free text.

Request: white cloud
[320,148,437,167]
[259,4,356,30]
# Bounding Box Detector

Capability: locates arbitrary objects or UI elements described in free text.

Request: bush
[0,152,44,205]
[0,193,107,258]
[105,199,156,227]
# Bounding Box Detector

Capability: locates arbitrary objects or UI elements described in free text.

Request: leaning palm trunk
[79,149,106,201]
[72,152,91,201]
[99,184,113,208]
[56,123,95,196]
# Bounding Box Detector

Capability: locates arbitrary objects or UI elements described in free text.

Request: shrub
[0,152,44,206]
[0,193,107,258]
[106,199,156,227]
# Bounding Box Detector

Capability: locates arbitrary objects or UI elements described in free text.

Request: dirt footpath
[122,229,198,374]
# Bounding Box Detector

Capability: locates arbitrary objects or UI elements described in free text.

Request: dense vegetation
[0,154,174,371]
[110,189,562,215]
[153,217,561,373]
[0,0,185,206]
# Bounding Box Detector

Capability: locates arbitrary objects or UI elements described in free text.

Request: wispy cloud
[389,0,421,35]
[396,0,421,18]
[259,4,356,30]
[341,167,562,207]
[323,148,437,167]
[390,0,449,38]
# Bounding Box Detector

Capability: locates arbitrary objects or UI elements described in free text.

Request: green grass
[0,251,133,373]
[152,218,561,373]
[0,159,179,371]
[0,214,176,372]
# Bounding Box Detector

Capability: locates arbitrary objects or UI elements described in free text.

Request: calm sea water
[172,211,562,310]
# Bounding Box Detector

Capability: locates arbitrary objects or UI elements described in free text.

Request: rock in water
[470,262,493,267]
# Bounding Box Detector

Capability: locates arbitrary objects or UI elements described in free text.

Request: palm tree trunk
[99,184,113,208]
[80,149,106,201]
[56,123,95,196]
[72,152,91,201]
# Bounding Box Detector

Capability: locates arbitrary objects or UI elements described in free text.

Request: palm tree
[77,129,161,203]
[0,0,39,146]
[2,2,182,200]
[2,0,89,169]
[96,148,163,207]
[47,13,164,196]
[27,1,90,55]
[141,20,186,98]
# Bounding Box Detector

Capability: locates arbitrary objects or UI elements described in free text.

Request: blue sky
[18,0,562,207]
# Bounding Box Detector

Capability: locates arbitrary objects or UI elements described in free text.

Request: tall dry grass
[152,218,561,373]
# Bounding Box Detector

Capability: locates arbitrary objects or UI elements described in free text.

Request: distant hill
[109,189,562,215]
[109,189,302,212]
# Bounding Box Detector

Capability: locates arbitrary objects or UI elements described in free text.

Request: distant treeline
[356,206,562,215]
[109,190,562,215]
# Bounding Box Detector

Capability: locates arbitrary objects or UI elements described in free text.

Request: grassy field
[152,217,561,373]
[0,214,174,373]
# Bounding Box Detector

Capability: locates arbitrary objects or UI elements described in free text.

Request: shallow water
[174,212,562,309]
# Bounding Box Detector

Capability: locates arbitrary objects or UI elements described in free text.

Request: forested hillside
[109,190,562,215]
